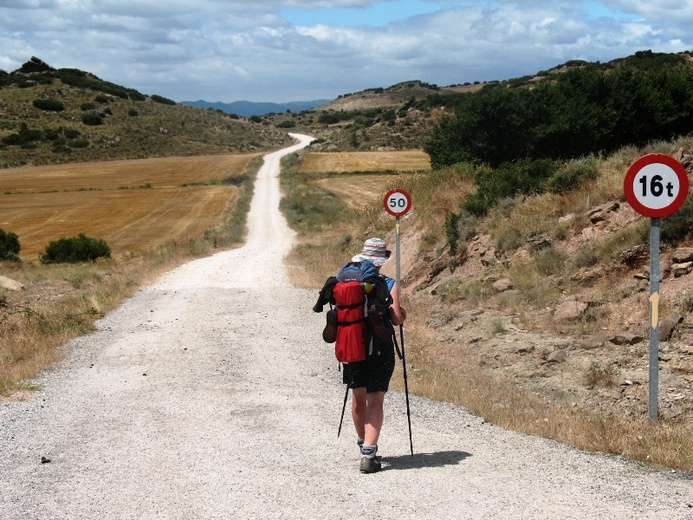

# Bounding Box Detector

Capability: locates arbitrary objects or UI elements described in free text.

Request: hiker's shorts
[342,341,395,393]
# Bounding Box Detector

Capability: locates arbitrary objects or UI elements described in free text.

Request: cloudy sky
[1,1,691,103]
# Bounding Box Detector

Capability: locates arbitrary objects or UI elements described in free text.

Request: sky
[1,1,692,103]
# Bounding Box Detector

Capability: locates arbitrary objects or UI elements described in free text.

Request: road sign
[623,153,689,422]
[623,154,688,218]
[383,188,412,217]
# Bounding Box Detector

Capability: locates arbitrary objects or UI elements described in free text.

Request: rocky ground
[398,198,693,426]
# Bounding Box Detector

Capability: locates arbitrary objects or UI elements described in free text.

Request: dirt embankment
[393,200,693,426]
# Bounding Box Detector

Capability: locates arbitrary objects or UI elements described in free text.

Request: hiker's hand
[400,307,407,320]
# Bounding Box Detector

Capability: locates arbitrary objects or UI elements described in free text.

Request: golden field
[297,151,429,213]
[0,154,257,259]
[298,150,430,173]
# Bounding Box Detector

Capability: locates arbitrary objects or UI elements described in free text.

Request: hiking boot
[359,455,382,473]
[359,445,381,474]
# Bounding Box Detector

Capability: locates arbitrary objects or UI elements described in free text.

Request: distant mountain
[181,99,331,117]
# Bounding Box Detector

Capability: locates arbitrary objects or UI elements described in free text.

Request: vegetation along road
[1,135,691,519]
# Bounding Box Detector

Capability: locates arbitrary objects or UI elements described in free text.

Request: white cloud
[0,0,691,102]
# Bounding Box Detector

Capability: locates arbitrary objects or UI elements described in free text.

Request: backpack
[316,261,394,363]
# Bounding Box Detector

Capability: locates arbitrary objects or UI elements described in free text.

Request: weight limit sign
[623,154,689,218]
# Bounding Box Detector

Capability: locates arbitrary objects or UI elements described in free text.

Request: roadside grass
[0,156,262,396]
[287,148,693,472]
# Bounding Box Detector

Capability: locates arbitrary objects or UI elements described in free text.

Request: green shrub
[32,98,64,112]
[463,159,559,216]
[0,228,20,261]
[43,129,61,141]
[534,246,567,276]
[68,138,89,148]
[128,109,139,117]
[1,122,42,147]
[495,227,524,253]
[662,197,693,245]
[547,159,600,194]
[81,102,97,111]
[444,212,460,256]
[64,128,81,139]
[151,94,176,105]
[277,120,296,128]
[81,112,104,126]
[40,233,111,264]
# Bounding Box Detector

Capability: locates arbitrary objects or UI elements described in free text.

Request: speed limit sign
[624,154,688,218]
[383,188,412,217]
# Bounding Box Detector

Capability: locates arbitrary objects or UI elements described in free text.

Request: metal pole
[395,216,414,455]
[649,218,660,422]
[395,217,401,288]
[337,382,349,437]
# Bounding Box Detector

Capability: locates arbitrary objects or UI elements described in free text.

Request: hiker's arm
[388,282,406,326]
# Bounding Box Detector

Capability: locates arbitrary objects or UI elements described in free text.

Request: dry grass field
[0,154,257,259]
[298,150,430,173]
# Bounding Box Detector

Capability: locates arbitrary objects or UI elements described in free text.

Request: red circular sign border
[383,188,412,217]
[623,153,689,218]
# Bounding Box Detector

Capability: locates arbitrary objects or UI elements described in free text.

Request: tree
[0,228,21,261]
[40,234,111,264]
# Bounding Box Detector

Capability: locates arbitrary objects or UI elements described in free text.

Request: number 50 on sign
[383,188,412,217]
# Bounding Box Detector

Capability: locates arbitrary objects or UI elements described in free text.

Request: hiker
[346,237,406,473]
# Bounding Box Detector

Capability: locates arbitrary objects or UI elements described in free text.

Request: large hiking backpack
[315,260,394,363]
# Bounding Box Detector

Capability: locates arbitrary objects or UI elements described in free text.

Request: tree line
[424,52,693,169]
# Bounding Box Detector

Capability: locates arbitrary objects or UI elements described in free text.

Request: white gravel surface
[1,134,691,519]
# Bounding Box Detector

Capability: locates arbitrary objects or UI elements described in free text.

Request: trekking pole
[337,383,349,437]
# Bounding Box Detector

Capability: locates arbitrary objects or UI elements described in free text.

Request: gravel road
[1,134,691,519]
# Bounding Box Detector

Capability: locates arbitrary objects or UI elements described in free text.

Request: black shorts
[342,340,395,393]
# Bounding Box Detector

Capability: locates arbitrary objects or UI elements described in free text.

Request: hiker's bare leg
[364,391,385,446]
[351,387,367,440]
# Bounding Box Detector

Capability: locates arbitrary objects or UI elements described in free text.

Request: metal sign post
[648,219,660,422]
[383,188,413,454]
[624,154,688,422]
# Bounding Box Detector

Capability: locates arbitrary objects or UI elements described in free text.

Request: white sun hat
[352,237,392,267]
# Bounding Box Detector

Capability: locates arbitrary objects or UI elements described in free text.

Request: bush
[662,197,693,245]
[151,94,176,105]
[68,138,89,148]
[1,122,42,147]
[463,159,559,216]
[81,112,104,126]
[33,98,64,111]
[0,228,20,261]
[277,120,296,128]
[547,160,600,194]
[40,233,111,264]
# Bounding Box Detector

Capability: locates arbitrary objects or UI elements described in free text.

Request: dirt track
[1,134,691,519]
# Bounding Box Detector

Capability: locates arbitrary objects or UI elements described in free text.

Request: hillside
[262,50,693,153]
[0,58,293,168]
